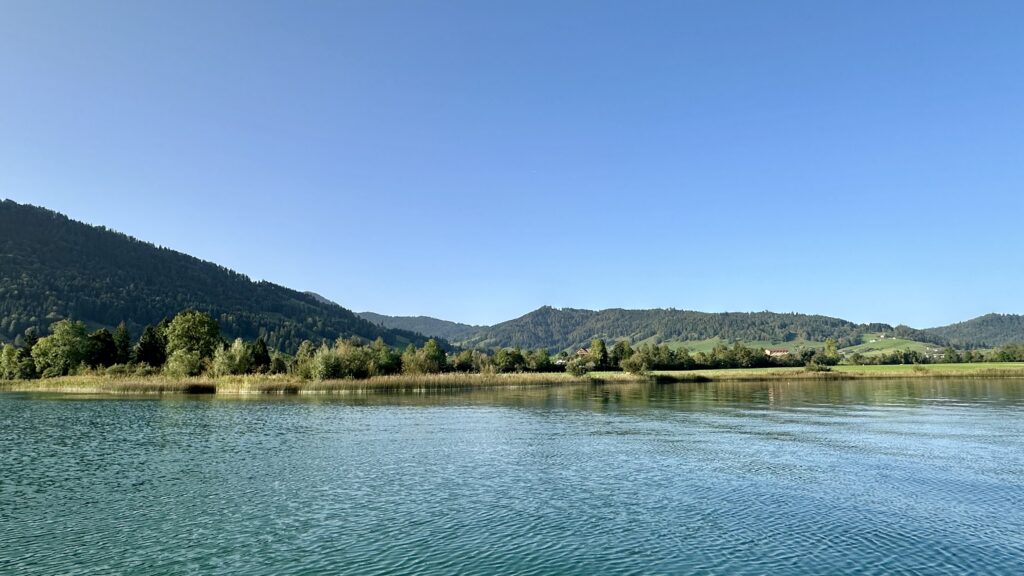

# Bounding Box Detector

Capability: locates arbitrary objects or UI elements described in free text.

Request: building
[764,348,790,358]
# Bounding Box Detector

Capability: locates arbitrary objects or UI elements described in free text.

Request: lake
[2,379,1023,575]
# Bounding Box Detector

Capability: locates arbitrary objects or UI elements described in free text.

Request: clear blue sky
[2,1,1022,328]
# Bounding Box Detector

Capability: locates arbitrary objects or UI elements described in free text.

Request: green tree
[369,337,401,376]
[566,356,594,376]
[135,324,167,367]
[620,353,650,375]
[32,320,89,377]
[250,337,271,373]
[165,310,221,361]
[0,344,18,380]
[824,338,839,358]
[527,349,553,372]
[494,348,526,373]
[211,338,255,376]
[269,351,292,374]
[421,339,447,373]
[164,349,203,377]
[450,349,476,372]
[609,340,634,368]
[113,322,132,364]
[86,328,118,368]
[401,339,447,374]
[590,338,609,369]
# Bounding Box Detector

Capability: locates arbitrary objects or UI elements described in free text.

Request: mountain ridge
[360,305,1024,353]
[357,312,484,342]
[0,200,437,352]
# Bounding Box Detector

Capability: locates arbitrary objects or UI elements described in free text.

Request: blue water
[2,380,1024,575]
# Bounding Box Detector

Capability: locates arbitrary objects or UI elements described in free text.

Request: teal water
[2,380,1024,575]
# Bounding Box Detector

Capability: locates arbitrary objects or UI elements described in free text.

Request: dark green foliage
[86,329,119,368]
[32,320,89,377]
[609,340,634,367]
[493,348,527,373]
[526,349,554,372]
[462,306,906,352]
[401,339,448,374]
[134,324,167,367]
[919,314,1024,348]
[991,343,1024,362]
[450,350,476,372]
[357,311,484,341]
[113,322,132,364]
[589,338,609,369]
[0,200,438,353]
[165,311,222,360]
[251,338,271,373]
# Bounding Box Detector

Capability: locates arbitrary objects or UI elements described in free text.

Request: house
[575,348,591,357]
[764,348,790,358]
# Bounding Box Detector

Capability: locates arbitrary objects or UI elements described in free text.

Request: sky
[2,1,1023,328]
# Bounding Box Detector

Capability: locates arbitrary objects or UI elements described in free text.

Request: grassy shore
[3,363,1024,395]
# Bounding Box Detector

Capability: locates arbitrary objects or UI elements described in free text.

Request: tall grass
[4,363,1024,395]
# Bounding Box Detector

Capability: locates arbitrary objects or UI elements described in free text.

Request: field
[632,337,825,354]
[840,333,942,357]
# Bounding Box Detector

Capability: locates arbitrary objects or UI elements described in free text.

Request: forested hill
[461,306,896,351]
[0,200,435,352]
[919,314,1024,348]
[357,312,485,342]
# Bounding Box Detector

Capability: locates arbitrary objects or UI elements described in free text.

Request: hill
[919,314,1024,348]
[460,306,894,352]
[0,200,436,352]
[357,312,484,342]
[840,332,943,358]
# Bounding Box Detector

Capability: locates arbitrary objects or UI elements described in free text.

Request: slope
[0,200,434,352]
[461,306,894,352]
[357,312,485,342]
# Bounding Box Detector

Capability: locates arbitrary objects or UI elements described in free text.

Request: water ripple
[2,381,1024,575]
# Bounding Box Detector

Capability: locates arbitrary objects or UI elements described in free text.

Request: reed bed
[3,363,1024,395]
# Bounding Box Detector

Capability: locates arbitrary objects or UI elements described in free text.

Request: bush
[804,362,832,373]
[104,364,132,377]
[164,349,203,377]
[566,357,595,376]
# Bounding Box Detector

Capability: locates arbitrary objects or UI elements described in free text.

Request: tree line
[4,310,1024,382]
[0,200,433,353]
[462,305,900,351]
[0,310,566,381]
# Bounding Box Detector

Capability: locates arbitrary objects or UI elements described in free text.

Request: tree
[0,344,18,380]
[113,322,132,364]
[527,349,553,372]
[610,340,634,369]
[135,324,167,367]
[165,310,221,361]
[211,338,254,377]
[164,350,203,377]
[451,350,476,372]
[566,356,594,376]
[401,339,447,374]
[86,328,118,368]
[590,338,609,370]
[421,339,447,373]
[250,337,271,373]
[32,320,89,377]
[621,353,650,375]
[824,338,838,358]
[369,337,401,376]
[494,348,526,373]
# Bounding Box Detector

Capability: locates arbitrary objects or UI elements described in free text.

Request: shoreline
[3,363,1024,395]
